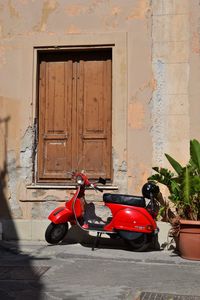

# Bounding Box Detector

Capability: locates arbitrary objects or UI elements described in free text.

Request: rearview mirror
[98,177,106,185]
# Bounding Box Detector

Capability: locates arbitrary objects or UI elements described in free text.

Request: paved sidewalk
[0,236,200,300]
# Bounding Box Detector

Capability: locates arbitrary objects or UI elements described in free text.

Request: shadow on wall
[0,117,44,299]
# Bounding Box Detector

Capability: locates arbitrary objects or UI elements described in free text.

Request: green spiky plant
[148,139,200,221]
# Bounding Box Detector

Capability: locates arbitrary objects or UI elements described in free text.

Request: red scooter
[45,172,160,251]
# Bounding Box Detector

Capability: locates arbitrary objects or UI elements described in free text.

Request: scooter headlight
[76,175,84,185]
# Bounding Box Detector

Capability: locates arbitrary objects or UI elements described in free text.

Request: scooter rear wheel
[125,235,150,252]
[120,232,151,252]
[45,222,68,244]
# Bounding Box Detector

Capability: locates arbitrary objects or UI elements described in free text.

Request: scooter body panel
[65,196,85,218]
[104,204,157,233]
[48,206,73,224]
[48,197,85,224]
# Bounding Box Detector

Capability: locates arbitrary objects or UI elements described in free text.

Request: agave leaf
[148,173,168,185]
[190,139,200,172]
[148,174,161,181]
[159,168,170,177]
[191,176,200,193]
[188,159,198,175]
[170,180,180,193]
[165,153,183,175]
[182,167,191,205]
[159,167,174,178]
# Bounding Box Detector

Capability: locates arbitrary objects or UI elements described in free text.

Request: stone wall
[0,1,200,230]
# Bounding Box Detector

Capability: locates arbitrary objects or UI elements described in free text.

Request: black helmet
[142,182,160,199]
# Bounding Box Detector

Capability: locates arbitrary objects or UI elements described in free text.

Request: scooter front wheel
[45,222,68,244]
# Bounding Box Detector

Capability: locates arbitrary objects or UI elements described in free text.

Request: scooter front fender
[105,206,157,233]
[48,206,73,224]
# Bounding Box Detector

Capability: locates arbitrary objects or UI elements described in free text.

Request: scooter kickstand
[92,232,102,251]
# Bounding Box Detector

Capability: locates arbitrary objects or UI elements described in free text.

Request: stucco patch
[128,102,145,129]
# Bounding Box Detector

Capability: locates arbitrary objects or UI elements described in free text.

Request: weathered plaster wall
[0,0,200,224]
[189,0,200,141]
[151,0,190,167]
[148,0,200,198]
[127,4,153,194]
[0,0,153,220]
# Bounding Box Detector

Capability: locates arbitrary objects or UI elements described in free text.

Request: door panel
[83,60,104,132]
[77,54,112,179]
[38,60,73,180]
[46,62,66,133]
[37,50,112,182]
[44,140,67,174]
[82,140,108,176]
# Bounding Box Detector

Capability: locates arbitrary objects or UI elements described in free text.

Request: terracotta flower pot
[178,219,200,261]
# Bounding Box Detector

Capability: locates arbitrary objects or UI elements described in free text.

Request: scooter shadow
[60,225,161,252]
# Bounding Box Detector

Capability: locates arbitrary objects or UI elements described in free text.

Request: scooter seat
[103,193,146,207]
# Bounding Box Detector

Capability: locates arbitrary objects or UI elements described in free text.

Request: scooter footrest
[103,193,146,207]
[87,222,105,230]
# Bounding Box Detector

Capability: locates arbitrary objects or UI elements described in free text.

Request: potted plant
[148,139,200,260]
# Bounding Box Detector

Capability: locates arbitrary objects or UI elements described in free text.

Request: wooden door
[37,50,112,182]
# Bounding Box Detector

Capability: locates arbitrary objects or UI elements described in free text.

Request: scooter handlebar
[90,183,103,193]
